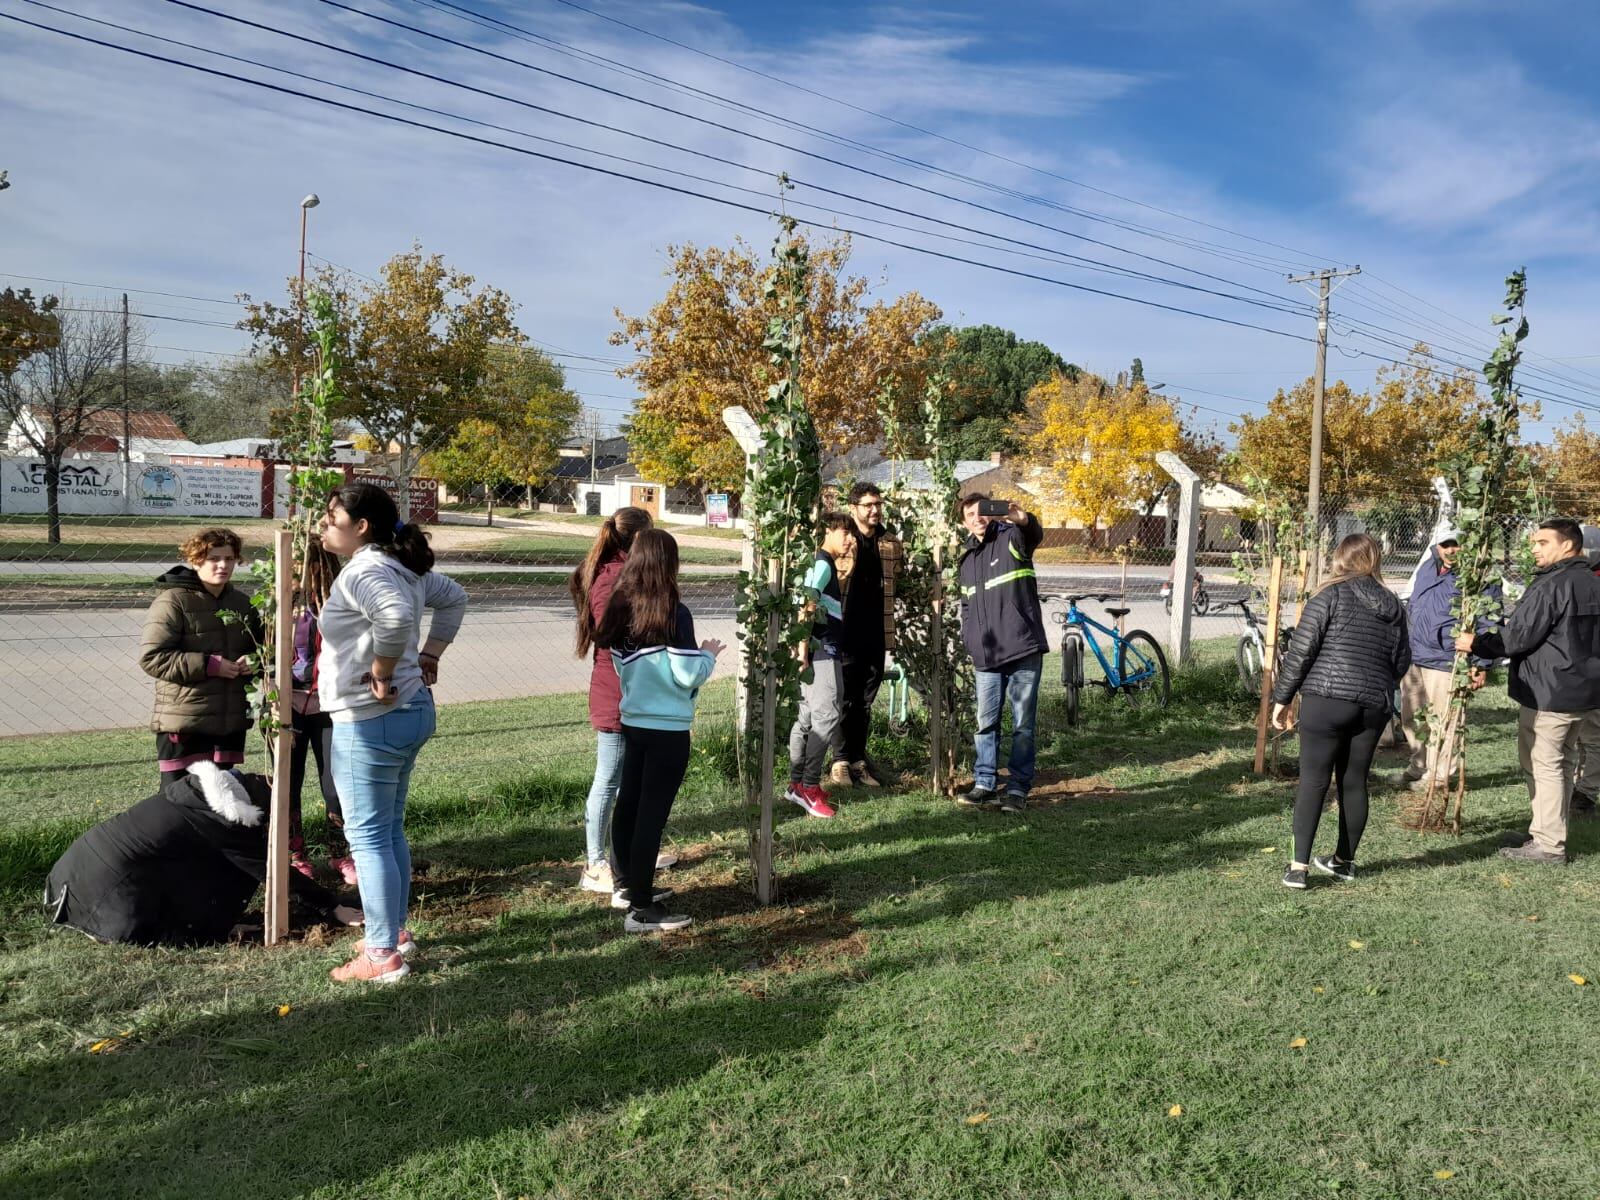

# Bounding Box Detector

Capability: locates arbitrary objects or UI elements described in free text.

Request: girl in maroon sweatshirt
[569,507,654,894]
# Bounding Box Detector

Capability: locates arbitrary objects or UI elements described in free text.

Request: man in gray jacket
[1458,518,1600,864]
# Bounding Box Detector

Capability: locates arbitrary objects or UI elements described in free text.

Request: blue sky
[2,0,1597,442]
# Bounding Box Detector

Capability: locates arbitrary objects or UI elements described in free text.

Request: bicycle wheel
[1116,630,1171,709]
[1193,588,1211,616]
[1236,632,1264,695]
[1062,631,1085,726]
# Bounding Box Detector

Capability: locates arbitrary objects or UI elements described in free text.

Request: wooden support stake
[264,528,294,946]
[755,558,780,906]
[1253,555,1286,775]
[930,540,946,793]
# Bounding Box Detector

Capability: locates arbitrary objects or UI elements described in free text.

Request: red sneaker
[330,949,409,984]
[785,783,836,819]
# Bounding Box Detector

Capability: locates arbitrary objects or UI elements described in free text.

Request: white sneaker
[612,886,675,911]
[655,850,679,870]
[579,862,614,893]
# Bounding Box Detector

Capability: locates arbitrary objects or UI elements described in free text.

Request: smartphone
[977,499,1010,517]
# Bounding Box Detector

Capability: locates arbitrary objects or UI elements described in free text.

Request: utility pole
[1287,265,1360,589]
[121,292,131,514]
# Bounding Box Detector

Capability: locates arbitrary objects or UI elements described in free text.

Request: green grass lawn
[1,649,1596,1198]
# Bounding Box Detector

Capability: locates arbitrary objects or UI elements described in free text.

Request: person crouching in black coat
[1271,533,1412,890]
[43,764,363,946]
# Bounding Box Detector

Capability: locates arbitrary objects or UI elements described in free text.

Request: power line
[3,11,1320,346]
[0,270,242,305]
[522,0,1329,269]
[139,0,1309,318]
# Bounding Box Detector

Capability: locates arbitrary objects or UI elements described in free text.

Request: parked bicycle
[1047,593,1171,725]
[1231,598,1295,696]
[1161,570,1211,616]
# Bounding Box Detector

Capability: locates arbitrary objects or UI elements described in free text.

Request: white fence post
[1157,452,1201,666]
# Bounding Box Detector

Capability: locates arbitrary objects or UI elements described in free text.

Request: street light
[298,193,320,288]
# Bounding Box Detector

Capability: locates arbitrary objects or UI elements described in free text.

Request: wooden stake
[264,528,294,946]
[755,558,779,906]
[930,539,946,793]
[1253,554,1285,775]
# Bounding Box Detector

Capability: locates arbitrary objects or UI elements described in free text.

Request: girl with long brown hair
[1270,533,1411,889]
[288,537,351,883]
[569,506,652,893]
[594,528,725,933]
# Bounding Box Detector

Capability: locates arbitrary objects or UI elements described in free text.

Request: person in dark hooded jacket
[1272,533,1411,889]
[139,528,261,784]
[43,765,362,946]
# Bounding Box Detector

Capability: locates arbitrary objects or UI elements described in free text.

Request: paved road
[0,582,1259,736]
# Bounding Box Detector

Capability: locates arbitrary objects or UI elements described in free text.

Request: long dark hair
[593,528,680,650]
[330,481,434,576]
[570,506,652,656]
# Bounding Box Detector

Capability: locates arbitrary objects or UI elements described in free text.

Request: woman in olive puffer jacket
[140,528,262,783]
[1271,533,1411,890]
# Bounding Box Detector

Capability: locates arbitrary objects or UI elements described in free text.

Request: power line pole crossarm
[1287,264,1361,589]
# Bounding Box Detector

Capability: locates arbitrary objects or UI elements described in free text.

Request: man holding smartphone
[956,493,1049,811]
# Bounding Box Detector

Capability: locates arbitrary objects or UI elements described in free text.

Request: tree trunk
[45,456,62,546]
[486,486,495,528]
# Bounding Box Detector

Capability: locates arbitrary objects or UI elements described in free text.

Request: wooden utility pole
[120,293,131,514]
[1287,266,1360,590]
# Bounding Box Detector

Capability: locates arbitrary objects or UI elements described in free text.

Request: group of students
[43,488,1600,978]
[1269,517,1600,889]
[47,482,467,984]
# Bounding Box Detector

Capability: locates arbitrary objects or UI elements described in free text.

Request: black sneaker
[956,786,997,808]
[997,793,1027,813]
[1311,854,1355,882]
[611,886,675,911]
[1573,790,1598,820]
[624,904,694,933]
[1281,866,1308,890]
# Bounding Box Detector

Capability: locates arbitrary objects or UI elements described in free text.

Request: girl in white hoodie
[317,483,467,983]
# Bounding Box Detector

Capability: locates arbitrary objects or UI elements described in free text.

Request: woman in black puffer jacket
[1271,533,1411,889]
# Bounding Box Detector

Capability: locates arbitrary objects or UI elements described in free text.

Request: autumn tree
[241,245,521,516]
[1542,415,1600,521]
[0,286,60,376]
[1012,370,1181,542]
[0,299,141,543]
[1232,345,1496,518]
[612,231,942,491]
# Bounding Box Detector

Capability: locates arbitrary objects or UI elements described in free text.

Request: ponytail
[571,505,652,656]
[329,481,435,575]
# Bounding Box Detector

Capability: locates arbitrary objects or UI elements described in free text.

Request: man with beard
[830,482,903,788]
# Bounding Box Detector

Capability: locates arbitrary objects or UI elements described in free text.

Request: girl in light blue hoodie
[593,529,723,933]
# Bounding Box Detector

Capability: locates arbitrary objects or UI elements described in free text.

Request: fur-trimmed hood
[185,762,263,827]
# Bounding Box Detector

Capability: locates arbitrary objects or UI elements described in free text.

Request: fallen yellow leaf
[1433,1169,1455,1180]
[1260,846,1277,853]
[1348,940,1365,950]
[964,1112,990,1126]
[1569,975,1588,987]
[88,1039,111,1054]
[1288,1037,1308,1050]
[277,1004,293,1017]
[1312,986,1326,995]
[1526,914,1540,922]
[1432,1058,1450,1066]
[1167,1104,1183,1117]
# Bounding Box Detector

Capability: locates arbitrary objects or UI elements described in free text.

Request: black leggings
[288,709,343,853]
[1293,692,1390,864]
[614,725,692,906]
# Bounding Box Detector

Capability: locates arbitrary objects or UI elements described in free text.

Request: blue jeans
[332,692,436,953]
[585,731,625,866]
[973,653,1043,796]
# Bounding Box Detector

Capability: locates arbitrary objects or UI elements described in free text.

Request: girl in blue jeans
[316,483,467,984]
[568,506,653,895]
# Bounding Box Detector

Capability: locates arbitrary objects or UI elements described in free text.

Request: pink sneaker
[785,783,836,819]
[352,930,416,959]
[328,855,359,886]
[330,949,409,984]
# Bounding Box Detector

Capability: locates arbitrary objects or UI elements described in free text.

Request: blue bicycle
[1048,593,1171,725]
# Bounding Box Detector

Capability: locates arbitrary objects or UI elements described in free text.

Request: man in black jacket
[1457,518,1600,864]
[955,494,1049,812]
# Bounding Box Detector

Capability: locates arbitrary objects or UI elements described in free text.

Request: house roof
[77,409,188,440]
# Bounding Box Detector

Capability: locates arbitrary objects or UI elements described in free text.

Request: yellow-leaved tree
[1012,371,1181,541]
[1542,415,1600,521]
[611,232,942,491]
